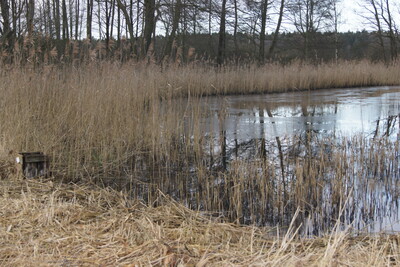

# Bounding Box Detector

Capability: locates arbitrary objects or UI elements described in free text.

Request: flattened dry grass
[0,173,399,266]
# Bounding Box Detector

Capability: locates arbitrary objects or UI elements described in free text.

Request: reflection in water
[197,86,400,235]
[203,86,400,140]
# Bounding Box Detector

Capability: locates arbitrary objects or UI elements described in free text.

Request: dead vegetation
[0,62,400,265]
[0,174,399,266]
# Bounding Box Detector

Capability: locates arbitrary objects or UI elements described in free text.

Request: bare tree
[143,0,156,56]
[0,0,12,38]
[268,0,285,58]
[380,0,397,60]
[361,0,387,62]
[163,0,182,59]
[233,0,239,58]
[217,0,227,65]
[69,0,74,38]
[75,0,80,39]
[62,0,69,39]
[54,0,61,40]
[332,0,340,62]
[87,0,93,39]
[27,0,35,37]
[104,0,113,53]
[259,0,271,64]
[116,0,136,51]
[286,0,334,60]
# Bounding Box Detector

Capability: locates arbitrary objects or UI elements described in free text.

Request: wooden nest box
[19,152,49,178]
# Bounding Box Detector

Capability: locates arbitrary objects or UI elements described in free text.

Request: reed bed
[185,133,400,231]
[1,61,399,174]
[0,61,400,264]
[0,61,399,224]
[0,176,399,266]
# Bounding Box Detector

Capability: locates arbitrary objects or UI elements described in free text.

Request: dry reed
[0,61,399,220]
[0,61,399,264]
[0,175,398,266]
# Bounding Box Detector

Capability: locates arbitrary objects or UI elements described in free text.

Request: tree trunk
[181,0,187,62]
[46,0,53,37]
[217,0,227,65]
[143,0,155,56]
[97,1,102,39]
[11,0,18,37]
[117,1,121,41]
[69,0,73,38]
[304,0,311,60]
[110,0,116,39]
[42,1,48,35]
[333,0,338,63]
[208,0,212,53]
[87,0,93,39]
[0,0,13,54]
[27,0,35,37]
[136,0,140,54]
[371,0,387,62]
[164,0,182,60]
[54,0,61,40]
[62,0,69,39]
[0,0,11,37]
[75,0,79,39]
[233,0,238,61]
[259,0,268,64]
[116,0,135,51]
[105,0,111,52]
[268,0,284,58]
[382,0,397,60]
[135,0,139,38]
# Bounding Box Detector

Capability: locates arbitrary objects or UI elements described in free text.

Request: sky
[275,0,382,34]
[337,0,400,32]
[339,1,365,32]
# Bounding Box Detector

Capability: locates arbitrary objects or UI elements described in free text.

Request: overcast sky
[339,1,366,32]
[274,0,391,34]
[337,0,400,32]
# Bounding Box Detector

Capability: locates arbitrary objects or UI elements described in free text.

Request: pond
[203,86,400,140]
[194,86,400,235]
[118,86,400,236]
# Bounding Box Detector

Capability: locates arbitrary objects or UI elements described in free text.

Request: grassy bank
[0,177,398,266]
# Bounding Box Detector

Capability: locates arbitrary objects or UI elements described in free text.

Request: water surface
[198,86,400,234]
[203,86,400,140]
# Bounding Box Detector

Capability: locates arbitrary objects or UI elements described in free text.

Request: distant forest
[0,0,399,65]
[158,31,395,63]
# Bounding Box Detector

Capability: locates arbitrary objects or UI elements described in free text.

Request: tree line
[0,0,399,65]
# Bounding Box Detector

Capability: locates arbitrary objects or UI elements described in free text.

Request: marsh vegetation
[0,60,399,264]
[1,0,400,264]
[0,178,399,266]
[0,61,399,232]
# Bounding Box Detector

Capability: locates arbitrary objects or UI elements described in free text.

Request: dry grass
[0,175,399,266]
[0,61,399,265]
[0,61,399,222]
[1,60,399,175]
